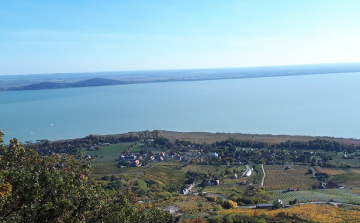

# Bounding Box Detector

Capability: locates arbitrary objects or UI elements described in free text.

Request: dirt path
[260,164,266,186]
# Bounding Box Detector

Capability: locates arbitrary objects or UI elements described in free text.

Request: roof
[256,203,273,207]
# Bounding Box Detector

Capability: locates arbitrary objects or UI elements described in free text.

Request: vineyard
[273,188,360,204]
[180,164,246,174]
[143,165,186,187]
[314,167,360,175]
[263,165,318,189]
[219,203,360,223]
[202,182,247,194]
[314,167,347,175]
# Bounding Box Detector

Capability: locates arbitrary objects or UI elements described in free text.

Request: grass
[314,167,348,175]
[160,131,360,145]
[331,174,360,188]
[263,165,318,189]
[273,188,360,204]
[323,151,360,167]
[314,167,360,188]
[180,164,246,174]
[152,195,216,215]
[81,142,141,163]
[179,164,249,194]
[91,162,150,177]
[202,183,247,194]
[252,164,263,184]
[143,165,186,186]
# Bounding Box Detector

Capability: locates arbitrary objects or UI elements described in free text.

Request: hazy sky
[1,0,360,75]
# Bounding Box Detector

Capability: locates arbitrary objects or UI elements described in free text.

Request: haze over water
[1,72,360,142]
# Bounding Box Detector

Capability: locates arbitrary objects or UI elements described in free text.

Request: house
[232,173,238,179]
[207,180,220,186]
[180,188,190,194]
[87,146,97,151]
[325,181,340,189]
[315,173,327,178]
[208,152,219,158]
[133,160,142,167]
[243,168,252,177]
[287,187,298,192]
[256,203,273,209]
[256,199,285,209]
[120,154,137,161]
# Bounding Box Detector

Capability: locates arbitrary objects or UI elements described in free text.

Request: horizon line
[2,61,360,77]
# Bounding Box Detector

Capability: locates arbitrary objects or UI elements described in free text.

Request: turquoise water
[1,72,360,142]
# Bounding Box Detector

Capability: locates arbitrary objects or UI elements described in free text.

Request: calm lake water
[1,72,360,142]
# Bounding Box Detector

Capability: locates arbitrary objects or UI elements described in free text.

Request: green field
[327,151,360,167]
[273,188,360,204]
[144,165,186,187]
[331,174,360,188]
[81,142,141,163]
[161,131,360,145]
[263,165,318,189]
[91,162,150,177]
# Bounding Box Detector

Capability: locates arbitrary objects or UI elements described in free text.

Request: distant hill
[13,78,126,91]
[2,63,360,91]
[70,78,125,87]
[20,82,67,90]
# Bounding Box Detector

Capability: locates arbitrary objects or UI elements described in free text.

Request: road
[260,164,266,186]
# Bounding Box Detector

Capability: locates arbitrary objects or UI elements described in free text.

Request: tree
[273,200,281,209]
[0,130,174,222]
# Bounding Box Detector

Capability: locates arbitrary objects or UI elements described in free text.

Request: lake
[1,72,360,142]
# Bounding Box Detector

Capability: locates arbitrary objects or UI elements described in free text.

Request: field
[161,131,360,145]
[219,203,360,223]
[314,167,347,175]
[201,183,248,194]
[273,188,360,204]
[331,174,360,188]
[180,165,246,175]
[151,195,217,217]
[325,151,360,167]
[143,165,186,187]
[263,165,318,189]
[81,142,141,163]
[91,162,150,178]
[314,166,360,175]
[313,167,360,188]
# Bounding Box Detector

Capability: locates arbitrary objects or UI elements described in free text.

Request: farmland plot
[314,167,347,175]
[263,165,318,189]
[220,203,360,223]
[273,188,360,204]
[143,165,186,186]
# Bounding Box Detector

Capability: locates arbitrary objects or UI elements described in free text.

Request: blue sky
[1,0,360,75]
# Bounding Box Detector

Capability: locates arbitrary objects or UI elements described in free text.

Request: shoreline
[2,63,360,92]
[13,130,360,146]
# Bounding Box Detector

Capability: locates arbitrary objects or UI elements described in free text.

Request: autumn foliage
[0,130,175,222]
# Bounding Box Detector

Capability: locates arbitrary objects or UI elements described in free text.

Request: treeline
[24,130,163,156]
[276,138,359,152]
[0,133,175,223]
[23,130,360,158]
[213,137,360,153]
